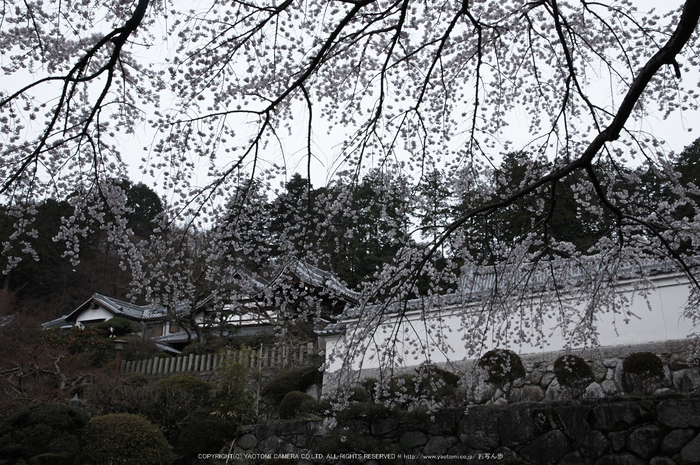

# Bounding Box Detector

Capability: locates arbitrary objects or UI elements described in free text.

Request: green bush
[0,403,89,465]
[478,349,526,387]
[82,373,156,417]
[176,408,231,459]
[261,365,323,406]
[43,326,113,366]
[79,414,171,465]
[623,352,664,379]
[121,372,151,387]
[95,317,139,336]
[210,354,256,432]
[154,374,214,404]
[120,335,165,361]
[360,377,379,401]
[554,354,594,391]
[180,338,230,356]
[43,326,103,355]
[278,391,316,419]
[348,385,372,403]
[387,373,418,399]
[622,351,665,394]
[415,365,460,399]
[151,375,215,444]
[335,401,394,427]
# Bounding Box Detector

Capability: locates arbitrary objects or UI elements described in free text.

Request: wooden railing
[120,342,315,376]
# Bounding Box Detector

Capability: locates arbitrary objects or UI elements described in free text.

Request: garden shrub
[210,355,256,431]
[360,377,379,401]
[176,408,231,459]
[554,354,594,392]
[622,351,665,393]
[180,338,230,356]
[278,391,316,419]
[348,385,372,403]
[335,400,393,424]
[82,373,156,416]
[0,402,89,465]
[43,326,104,355]
[330,402,395,446]
[154,374,214,404]
[121,372,151,387]
[43,326,113,367]
[120,335,164,361]
[387,373,418,399]
[152,374,215,443]
[478,349,526,387]
[79,413,170,465]
[415,365,460,399]
[261,365,323,406]
[623,352,664,379]
[95,317,139,336]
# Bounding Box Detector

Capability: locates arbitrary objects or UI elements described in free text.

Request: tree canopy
[2,0,700,374]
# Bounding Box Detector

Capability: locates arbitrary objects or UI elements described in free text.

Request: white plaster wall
[322,273,697,373]
[75,306,115,326]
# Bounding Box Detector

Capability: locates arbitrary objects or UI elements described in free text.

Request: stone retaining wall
[323,339,700,405]
[462,339,700,405]
[233,394,700,465]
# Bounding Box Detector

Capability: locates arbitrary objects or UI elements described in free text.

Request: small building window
[169,322,180,333]
[151,325,163,337]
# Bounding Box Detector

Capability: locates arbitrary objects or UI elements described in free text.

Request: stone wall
[230,340,700,465]
[323,339,700,405]
[461,339,700,405]
[233,394,700,465]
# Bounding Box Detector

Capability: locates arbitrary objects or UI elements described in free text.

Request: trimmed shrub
[0,402,89,465]
[278,391,316,419]
[79,414,171,465]
[154,374,214,404]
[415,365,460,399]
[82,372,156,417]
[348,385,372,403]
[622,351,665,393]
[360,377,379,401]
[176,408,231,459]
[261,365,323,406]
[121,372,151,387]
[180,338,230,356]
[554,354,594,391]
[43,326,103,355]
[478,349,526,387]
[151,374,215,443]
[95,317,139,336]
[335,401,394,426]
[387,373,418,399]
[117,334,167,361]
[623,352,664,379]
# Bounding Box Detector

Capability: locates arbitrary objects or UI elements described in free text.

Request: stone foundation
[233,394,700,465]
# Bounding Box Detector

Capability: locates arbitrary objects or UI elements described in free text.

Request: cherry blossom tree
[2,0,700,376]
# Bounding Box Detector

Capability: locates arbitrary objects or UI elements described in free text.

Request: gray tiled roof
[65,293,168,323]
[283,259,360,303]
[320,258,691,335]
[41,316,72,329]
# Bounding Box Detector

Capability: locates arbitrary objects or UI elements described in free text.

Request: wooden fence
[119,342,315,376]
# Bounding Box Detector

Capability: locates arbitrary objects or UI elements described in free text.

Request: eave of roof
[323,259,693,335]
[64,293,168,323]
